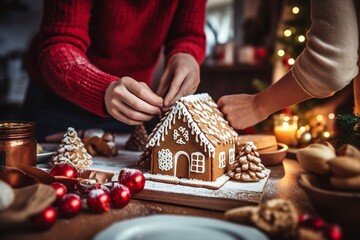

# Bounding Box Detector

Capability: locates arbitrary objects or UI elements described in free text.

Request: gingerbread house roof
[147,93,238,155]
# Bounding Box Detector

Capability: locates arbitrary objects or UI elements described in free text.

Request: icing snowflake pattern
[158,149,173,171]
[173,126,189,145]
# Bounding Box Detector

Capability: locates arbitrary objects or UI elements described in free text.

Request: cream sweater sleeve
[292,0,359,98]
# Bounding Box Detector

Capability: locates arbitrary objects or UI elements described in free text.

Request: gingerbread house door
[174,151,190,178]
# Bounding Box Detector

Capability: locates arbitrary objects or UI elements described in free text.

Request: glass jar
[0,121,36,167]
[273,114,299,147]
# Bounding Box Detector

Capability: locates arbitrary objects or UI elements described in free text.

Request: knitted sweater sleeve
[291,0,358,98]
[38,0,118,117]
[164,0,206,64]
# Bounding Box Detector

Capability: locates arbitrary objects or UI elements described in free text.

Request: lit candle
[274,114,298,146]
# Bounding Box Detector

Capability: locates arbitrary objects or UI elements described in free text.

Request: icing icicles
[146,93,238,156]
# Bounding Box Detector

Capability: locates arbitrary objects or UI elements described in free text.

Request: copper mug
[0,121,37,167]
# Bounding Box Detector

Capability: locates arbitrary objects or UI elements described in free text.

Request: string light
[288,58,295,65]
[292,7,300,14]
[316,114,324,122]
[328,113,335,120]
[284,29,292,37]
[298,35,305,42]
[277,49,285,57]
[323,131,331,139]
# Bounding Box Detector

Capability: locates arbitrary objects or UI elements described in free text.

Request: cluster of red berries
[30,163,145,230]
[298,214,343,240]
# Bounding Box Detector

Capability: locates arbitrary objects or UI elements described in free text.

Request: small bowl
[259,143,288,166]
[298,174,360,238]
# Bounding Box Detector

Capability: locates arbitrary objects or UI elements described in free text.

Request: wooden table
[1,158,315,240]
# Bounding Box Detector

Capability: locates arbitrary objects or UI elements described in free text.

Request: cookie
[330,175,360,191]
[297,143,335,175]
[328,156,360,178]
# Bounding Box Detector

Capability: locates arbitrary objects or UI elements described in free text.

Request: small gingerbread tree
[51,127,93,169]
[125,124,148,151]
[228,142,267,181]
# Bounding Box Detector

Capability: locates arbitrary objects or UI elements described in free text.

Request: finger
[110,107,143,125]
[169,75,197,106]
[127,80,163,108]
[117,88,161,115]
[164,70,188,106]
[217,96,226,109]
[139,82,152,91]
[156,68,171,97]
[111,98,154,122]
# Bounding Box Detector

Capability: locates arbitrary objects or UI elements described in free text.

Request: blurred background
[0,0,353,139]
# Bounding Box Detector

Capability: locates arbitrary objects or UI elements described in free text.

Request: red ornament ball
[110,184,131,208]
[87,189,110,213]
[118,168,145,194]
[30,206,57,230]
[58,193,82,218]
[50,163,78,179]
[254,47,268,64]
[89,184,110,195]
[51,182,67,202]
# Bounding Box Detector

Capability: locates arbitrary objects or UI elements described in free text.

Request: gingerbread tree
[51,127,93,169]
[228,142,267,181]
[125,124,148,151]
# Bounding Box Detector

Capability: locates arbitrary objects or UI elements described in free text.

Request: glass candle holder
[273,114,298,147]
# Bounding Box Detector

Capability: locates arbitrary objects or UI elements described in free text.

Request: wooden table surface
[1,158,315,240]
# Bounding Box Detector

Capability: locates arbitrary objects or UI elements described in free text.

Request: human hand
[105,77,163,125]
[218,94,267,130]
[157,53,200,110]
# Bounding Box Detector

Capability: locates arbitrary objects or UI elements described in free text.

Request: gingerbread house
[147,93,238,182]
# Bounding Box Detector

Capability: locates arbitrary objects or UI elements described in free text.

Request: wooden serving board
[39,142,270,212]
[82,150,270,212]
[135,170,270,211]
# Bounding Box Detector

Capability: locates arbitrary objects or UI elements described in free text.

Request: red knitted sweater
[26,0,206,117]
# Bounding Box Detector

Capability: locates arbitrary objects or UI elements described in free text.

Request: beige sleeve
[292,0,359,98]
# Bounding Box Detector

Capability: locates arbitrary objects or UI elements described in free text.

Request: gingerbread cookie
[226,199,298,238]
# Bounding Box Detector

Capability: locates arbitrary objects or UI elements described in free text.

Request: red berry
[299,215,326,230]
[110,184,131,208]
[58,193,81,218]
[50,163,78,179]
[118,168,145,194]
[325,224,343,240]
[30,206,57,230]
[51,182,67,202]
[298,214,310,224]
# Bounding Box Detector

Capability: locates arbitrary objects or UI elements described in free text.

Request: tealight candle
[274,114,298,146]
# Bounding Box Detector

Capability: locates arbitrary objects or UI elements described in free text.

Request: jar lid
[0,121,36,139]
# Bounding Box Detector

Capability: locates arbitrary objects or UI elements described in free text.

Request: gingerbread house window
[229,148,235,164]
[190,152,205,173]
[218,152,226,168]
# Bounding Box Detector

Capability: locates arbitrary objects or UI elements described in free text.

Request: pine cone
[125,124,148,151]
[138,147,152,169]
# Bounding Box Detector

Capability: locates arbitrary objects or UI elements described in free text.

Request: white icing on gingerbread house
[147,93,238,182]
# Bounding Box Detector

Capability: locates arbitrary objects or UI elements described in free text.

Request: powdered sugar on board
[136,169,271,211]
[144,173,230,190]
